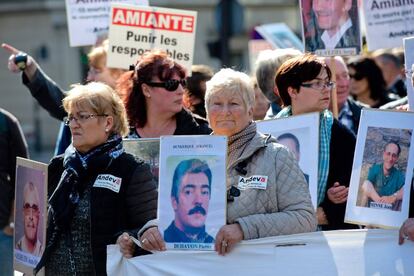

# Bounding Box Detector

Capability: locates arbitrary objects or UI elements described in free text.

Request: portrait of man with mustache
[164,159,214,243]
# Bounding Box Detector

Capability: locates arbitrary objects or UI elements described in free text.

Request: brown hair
[275,53,332,106]
[124,50,186,128]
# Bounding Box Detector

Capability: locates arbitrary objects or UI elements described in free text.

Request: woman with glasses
[347,56,392,108]
[137,68,316,255]
[275,53,358,230]
[118,50,211,138]
[34,82,157,275]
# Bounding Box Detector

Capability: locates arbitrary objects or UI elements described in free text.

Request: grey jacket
[139,133,317,240]
[227,133,317,240]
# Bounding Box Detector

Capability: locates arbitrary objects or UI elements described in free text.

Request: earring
[105,128,109,133]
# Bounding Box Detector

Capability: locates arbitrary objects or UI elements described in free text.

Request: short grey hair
[255,48,302,103]
[205,68,255,114]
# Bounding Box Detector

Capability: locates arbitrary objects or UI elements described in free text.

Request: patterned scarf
[49,134,124,230]
[226,122,257,168]
[276,106,333,205]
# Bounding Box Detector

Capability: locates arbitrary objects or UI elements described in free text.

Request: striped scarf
[226,122,257,168]
[276,107,333,205]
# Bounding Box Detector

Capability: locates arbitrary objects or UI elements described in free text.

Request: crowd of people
[0,36,413,275]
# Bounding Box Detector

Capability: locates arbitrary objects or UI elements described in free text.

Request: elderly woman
[118,50,211,138]
[275,53,357,230]
[138,68,316,255]
[34,82,157,275]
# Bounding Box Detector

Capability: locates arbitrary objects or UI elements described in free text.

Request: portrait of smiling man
[16,181,43,256]
[164,158,214,243]
[303,0,361,54]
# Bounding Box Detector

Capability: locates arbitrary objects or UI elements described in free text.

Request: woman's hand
[1,43,37,80]
[215,223,244,256]
[317,207,328,225]
[327,182,348,204]
[399,218,414,245]
[116,232,135,258]
[140,227,166,251]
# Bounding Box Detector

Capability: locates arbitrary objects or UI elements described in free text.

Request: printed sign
[14,158,48,276]
[255,23,303,52]
[404,37,414,111]
[363,1,414,51]
[345,109,414,228]
[65,0,148,47]
[107,4,197,71]
[300,0,361,56]
[158,135,227,251]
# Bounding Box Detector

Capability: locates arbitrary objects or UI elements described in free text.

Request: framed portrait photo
[300,0,362,56]
[345,109,414,228]
[257,112,319,209]
[158,135,227,250]
[13,157,48,276]
[123,138,160,185]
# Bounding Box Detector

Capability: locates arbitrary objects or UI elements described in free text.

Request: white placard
[345,109,414,228]
[363,1,414,51]
[158,135,227,250]
[255,23,304,52]
[257,113,319,209]
[404,37,414,111]
[300,0,361,56]
[65,0,148,47]
[107,4,197,71]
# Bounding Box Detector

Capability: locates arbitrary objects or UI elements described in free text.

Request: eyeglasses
[301,81,336,90]
[144,79,187,92]
[23,203,39,214]
[348,73,364,81]
[405,69,413,78]
[63,114,108,126]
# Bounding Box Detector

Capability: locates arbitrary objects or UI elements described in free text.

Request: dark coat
[320,119,358,230]
[36,153,157,275]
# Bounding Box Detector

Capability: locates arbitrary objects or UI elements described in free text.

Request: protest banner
[123,138,160,185]
[257,113,319,209]
[346,109,414,228]
[14,158,48,276]
[158,135,226,250]
[107,229,414,276]
[404,37,414,111]
[248,39,273,72]
[107,4,197,71]
[255,23,303,52]
[300,0,361,56]
[65,0,148,47]
[363,1,414,51]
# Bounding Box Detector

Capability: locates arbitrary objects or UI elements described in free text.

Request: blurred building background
[0,0,301,162]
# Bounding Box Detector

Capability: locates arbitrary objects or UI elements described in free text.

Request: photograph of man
[277,133,309,183]
[15,181,43,256]
[360,142,405,211]
[303,0,361,53]
[164,159,214,243]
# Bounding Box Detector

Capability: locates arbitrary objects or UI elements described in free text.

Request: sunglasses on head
[349,73,364,81]
[144,79,187,92]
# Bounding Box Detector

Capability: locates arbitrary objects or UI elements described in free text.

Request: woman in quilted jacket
[138,68,317,255]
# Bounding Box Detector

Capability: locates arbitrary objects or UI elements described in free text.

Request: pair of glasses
[63,114,108,125]
[301,81,336,90]
[349,73,364,80]
[144,79,187,92]
[405,69,413,78]
[23,203,39,214]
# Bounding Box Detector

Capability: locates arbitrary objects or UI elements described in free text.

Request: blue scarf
[276,107,333,205]
[49,134,124,230]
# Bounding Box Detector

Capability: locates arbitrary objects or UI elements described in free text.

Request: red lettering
[112,8,195,33]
